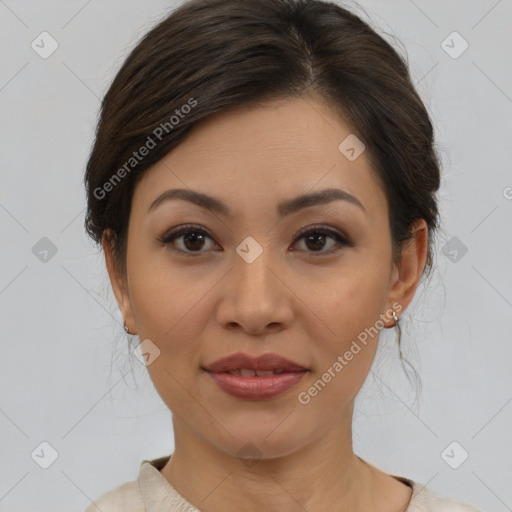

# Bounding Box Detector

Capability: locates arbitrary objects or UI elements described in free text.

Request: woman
[83,0,480,510]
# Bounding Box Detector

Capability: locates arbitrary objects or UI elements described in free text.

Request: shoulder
[84,478,144,512]
[407,480,481,512]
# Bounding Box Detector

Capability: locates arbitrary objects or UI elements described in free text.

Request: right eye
[158,224,220,256]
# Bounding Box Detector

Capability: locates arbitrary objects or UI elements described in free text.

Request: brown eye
[159,225,219,255]
[303,232,332,251]
[292,227,352,255]
[181,231,207,251]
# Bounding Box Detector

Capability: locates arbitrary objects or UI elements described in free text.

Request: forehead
[131,95,387,221]
[172,95,353,165]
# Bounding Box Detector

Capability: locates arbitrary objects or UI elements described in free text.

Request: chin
[204,411,314,462]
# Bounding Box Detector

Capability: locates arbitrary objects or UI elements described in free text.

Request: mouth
[217,368,296,376]
[202,352,309,400]
[203,352,307,373]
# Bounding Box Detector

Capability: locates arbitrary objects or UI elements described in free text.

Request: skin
[103,94,428,512]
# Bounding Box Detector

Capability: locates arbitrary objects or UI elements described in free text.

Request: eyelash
[158,223,353,258]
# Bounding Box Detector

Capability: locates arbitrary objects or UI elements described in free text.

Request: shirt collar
[138,455,200,512]
[138,455,426,512]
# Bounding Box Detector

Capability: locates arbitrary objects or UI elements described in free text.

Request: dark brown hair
[84,0,440,282]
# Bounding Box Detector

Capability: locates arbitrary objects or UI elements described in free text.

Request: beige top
[85,455,481,512]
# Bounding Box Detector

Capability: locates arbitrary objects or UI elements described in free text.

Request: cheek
[312,262,389,340]
[129,262,212,348]
[126,235,212,337]
[301,263,390,395]
[127,262,213,411]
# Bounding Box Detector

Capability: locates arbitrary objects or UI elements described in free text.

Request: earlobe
[385,219,428,318]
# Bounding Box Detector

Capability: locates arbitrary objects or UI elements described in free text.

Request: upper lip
[203,352,307,373]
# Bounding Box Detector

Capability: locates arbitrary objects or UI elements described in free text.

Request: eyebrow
[147,187,365,217]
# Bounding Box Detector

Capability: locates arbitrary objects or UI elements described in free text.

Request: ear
[102,229,136,334]
[384,219,428,324]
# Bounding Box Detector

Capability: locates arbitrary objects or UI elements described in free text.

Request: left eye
[292,227,351,254]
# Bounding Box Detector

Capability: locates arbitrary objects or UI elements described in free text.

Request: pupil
[184,232,204,250]
[306,234,325,251]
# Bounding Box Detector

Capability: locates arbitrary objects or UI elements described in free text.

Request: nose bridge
[233,235,278,296]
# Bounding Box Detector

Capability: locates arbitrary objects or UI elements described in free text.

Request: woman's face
[105,95,425,460]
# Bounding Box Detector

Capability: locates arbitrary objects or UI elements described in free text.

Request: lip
[203,352,307,373]
[202,352,308,400]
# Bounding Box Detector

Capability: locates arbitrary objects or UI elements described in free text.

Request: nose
[216,244,293,335]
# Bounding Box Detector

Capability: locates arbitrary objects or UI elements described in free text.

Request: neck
[160,408,380,512]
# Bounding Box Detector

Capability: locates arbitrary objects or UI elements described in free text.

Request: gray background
[1,0,511,510]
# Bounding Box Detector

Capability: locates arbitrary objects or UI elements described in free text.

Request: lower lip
[205,370,308,400]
